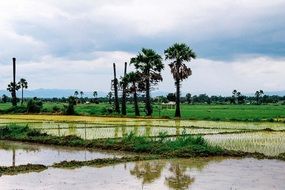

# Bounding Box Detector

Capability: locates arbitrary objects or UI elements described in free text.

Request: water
[0,157,284,190]
[0,140,125,166]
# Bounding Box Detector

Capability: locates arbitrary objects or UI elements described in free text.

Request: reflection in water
[130,160,165,185]
[0,140,125,166]
[12,148,15,167]
[165,163,194,190]
[129,158,219,190]
[0,158,285,189]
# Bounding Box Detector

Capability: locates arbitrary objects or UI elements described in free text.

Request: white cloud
[1,51,284,95]
[0,0,284,94]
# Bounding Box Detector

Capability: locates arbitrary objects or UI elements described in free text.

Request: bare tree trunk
[121,62,127,115]
[21,87,23,105]
[12,58,17,106]
[133,81,140,116]
[145,77,152,116]
[113,63,120,113]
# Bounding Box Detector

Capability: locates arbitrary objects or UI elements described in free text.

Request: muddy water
[0,141,124,166]
[0,157,284,190]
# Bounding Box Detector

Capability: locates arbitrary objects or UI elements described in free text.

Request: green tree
[255,90,264,105]
[18,78,28,105]
[167,93,176,102]
[107,92,113,104]
[80,91,84,98]
[93,91,98,99]
[64,96,77,115]
[1,94,8,103]
[122,71,141,116]
[165,43,196,117]
[74,91,79,98]
[185,93,192,104]
[130,48,164,116]
[7,82,20,105]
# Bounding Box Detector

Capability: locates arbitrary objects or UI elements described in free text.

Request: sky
[0,0,285,96]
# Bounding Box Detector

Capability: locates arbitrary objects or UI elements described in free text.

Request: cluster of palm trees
[7,78,28,105]
[120,43,196,118]
[74,90,98,102]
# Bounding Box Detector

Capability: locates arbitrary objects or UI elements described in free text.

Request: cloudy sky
[0,0,284,95]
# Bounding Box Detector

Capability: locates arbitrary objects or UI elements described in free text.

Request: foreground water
[0,157,284,190]
[0,140,125,166]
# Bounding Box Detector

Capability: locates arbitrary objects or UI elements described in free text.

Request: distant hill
[0,89,108,98]
[0,89,284,98]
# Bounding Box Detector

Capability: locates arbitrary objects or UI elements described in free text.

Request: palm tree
[7,82,20,105]
[165,43,196,117]
[107,92,113,104]
[80,91,84,98]
[93,91,98,99]
[122,71,141,116]
[74,91,79,98]
[18,78,28,105]
[130,48,164,116]
[255,90,264,105]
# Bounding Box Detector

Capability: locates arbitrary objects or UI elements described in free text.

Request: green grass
[0,125,224,157]
[1,125,284,161]
[1,102,285,122]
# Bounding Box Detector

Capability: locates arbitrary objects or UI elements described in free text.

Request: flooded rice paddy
[0,157,285,190]
[0,140,125,167]
[1,115,285,189]
[1,115,285,156]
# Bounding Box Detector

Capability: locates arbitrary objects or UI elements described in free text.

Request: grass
[0,164,47,176]
[1,102,285,122]
[0,125,224,158]
[1,125,285,160]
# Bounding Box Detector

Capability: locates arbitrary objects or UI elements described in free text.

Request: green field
[0,102,285,122]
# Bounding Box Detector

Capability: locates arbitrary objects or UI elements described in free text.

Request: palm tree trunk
[175,78,181,117]
[133,82,140,116]
[21,87,23,105]
[12,58,17,106]
[121,62,127,115]
[113,63,120,113]
[145,78,152,116]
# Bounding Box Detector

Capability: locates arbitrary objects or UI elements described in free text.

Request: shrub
[27,99,43,113]
[64,96,76,115]
[52,106,61,113]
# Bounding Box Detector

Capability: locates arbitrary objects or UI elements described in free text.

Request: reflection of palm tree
[114,127,119,138]
[175,120,180,136]
[145,126,151,137]
[68,123,76,136]
[130,161,165,185]
[12,148,16,167]
[165,163,194,190]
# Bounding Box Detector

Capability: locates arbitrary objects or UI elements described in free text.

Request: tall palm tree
[122,71,141,116]
[165,43,196,117]
[74,91,79,98]
[130,48,164,116]
[18,78,28,105]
